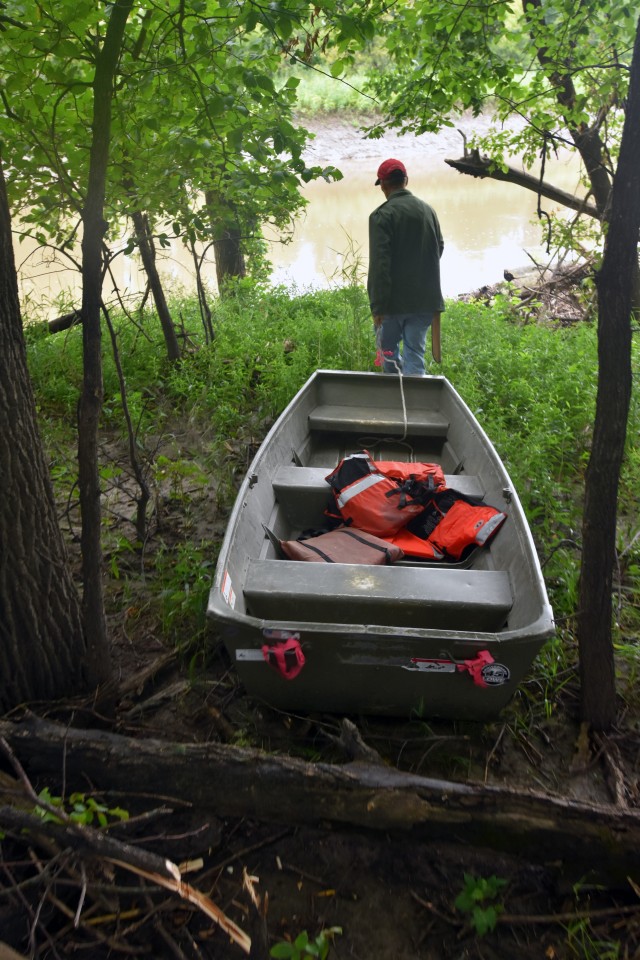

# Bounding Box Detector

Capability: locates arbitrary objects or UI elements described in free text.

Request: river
[267,115,582,298]
[15,115,582,319]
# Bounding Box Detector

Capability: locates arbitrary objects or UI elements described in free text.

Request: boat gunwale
[208,369,554,643]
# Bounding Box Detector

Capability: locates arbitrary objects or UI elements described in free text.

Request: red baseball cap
[375,158,407,184]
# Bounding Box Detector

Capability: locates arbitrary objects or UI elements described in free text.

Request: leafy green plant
[285,62,373,114]
[325,230,372,370]
[270,927,342,959]
[561,878,624,958]
[153,455,208,503]
[454,872,507,936]
[152,539,215,642]
[531,629,579,719]
[35,788,129,827]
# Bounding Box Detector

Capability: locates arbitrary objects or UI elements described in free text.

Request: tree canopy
[0,0,348,293]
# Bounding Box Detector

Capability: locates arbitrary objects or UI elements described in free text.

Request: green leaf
[52,39,82,58]
[270,944,294,959]
[472,905,500,935]
[276,12,293,40]
[245,9,259,31]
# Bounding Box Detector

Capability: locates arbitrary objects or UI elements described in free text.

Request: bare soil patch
[299,111,507,165]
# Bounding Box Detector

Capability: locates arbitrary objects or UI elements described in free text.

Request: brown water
[14,119,583,319]
[266,153,583,297]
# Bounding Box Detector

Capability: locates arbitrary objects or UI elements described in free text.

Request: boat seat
[244,560,513,632]
[272,466,485,531]
[308,404,449,437]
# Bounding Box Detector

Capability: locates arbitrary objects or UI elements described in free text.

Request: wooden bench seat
[244,559,513,632]
[308,404,449,437]
[272,466,485,531]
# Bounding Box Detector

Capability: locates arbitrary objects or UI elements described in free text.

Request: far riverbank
[298,110,507,165]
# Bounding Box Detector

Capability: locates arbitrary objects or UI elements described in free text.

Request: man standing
[367,158,444,375]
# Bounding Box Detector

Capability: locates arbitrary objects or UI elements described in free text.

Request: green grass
[440,297,602,624]
[284,65,377,115]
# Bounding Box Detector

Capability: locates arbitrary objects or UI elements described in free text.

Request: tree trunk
[213,226,246,289]
[78,0,133,688]
[131,209,181,362]
[577,17,640,730]
[205,189,246,290]
[2,715,640,885]
[0,160,88,712]
[189,237,215,343]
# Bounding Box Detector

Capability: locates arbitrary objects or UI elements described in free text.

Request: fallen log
[445,152,600,220]
[1,714,639,885]
[48,309,81,333]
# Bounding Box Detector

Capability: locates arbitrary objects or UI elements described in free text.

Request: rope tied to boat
[394,363,409,441]
[374,328,409,441]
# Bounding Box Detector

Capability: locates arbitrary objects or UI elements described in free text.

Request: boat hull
[208,370,554,720]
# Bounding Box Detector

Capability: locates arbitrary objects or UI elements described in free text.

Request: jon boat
[207,370,554,720]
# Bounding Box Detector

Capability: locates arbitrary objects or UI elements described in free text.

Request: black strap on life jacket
[406,488,485,539]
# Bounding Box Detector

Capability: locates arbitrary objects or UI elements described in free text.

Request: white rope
[394,362,409,442]
[375,327,410,443]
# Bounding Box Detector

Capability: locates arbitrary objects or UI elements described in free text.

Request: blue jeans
[377,313,433,376]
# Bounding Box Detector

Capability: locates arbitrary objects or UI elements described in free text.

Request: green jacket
[367,188,445,315]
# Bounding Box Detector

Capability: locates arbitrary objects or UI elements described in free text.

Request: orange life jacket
[396,489,507,560]
[325,451,443,538]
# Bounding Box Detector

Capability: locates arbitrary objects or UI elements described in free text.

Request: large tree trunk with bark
[213,226,246,288]
[78,0,133,688]
[2,715,639,885]
[577,17,640,730]
[0,161,88,712]
[205,189,246,290]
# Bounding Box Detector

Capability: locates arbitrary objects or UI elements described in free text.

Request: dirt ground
[99,602,640,960]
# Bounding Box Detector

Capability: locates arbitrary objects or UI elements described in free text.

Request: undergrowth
[24,283,640,711]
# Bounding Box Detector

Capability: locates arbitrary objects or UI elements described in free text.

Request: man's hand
[373,314,383,328]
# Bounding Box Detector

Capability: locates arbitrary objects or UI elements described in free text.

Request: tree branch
[445,152,600,219]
